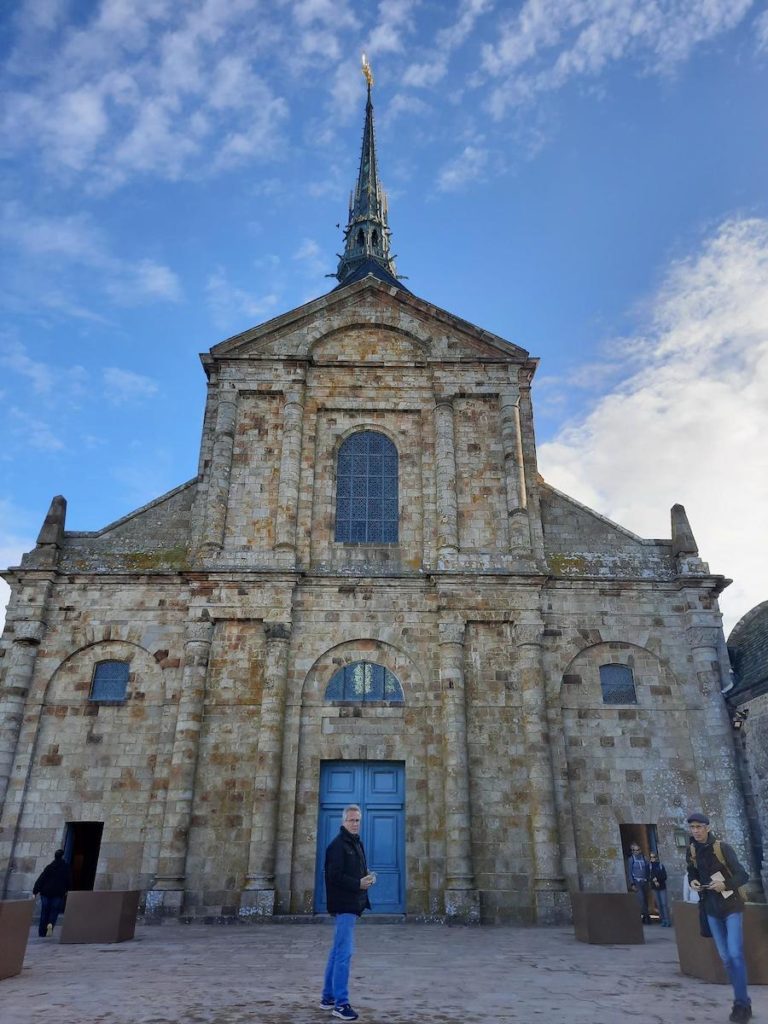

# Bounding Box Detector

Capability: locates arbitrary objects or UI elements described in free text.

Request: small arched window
[356,229,365,247]
[599,664,637,705]
[325,661,404,703]
[371,229,379,247]
[90,660,130,702]
[335,431,398,544]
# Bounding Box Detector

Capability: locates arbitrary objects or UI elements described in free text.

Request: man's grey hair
[343,804,361,820]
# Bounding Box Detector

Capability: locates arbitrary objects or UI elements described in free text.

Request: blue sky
[1,0,767,633]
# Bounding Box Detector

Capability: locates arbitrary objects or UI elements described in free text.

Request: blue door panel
[315,760,405,914]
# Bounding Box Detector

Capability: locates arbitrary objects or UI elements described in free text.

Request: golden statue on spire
[361,53,374,88]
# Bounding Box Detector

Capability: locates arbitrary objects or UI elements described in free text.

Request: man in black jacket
[320,805,375,1021]
[687,812,751,1023]
[33,849,71,937]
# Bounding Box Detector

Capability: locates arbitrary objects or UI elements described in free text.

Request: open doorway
[620,822,660,921]
[63,821,103,891]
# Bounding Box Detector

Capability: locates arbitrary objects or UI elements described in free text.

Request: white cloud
[0,339,88,398]
[538,216,768,632]
[205,267,280,331]
[293,237,327,276]
[403,0,492,88]
[437,144,489,191]
[103,367,160,404]
[1,203,182,311]
[8,407,67,452]
[756,9,768,50]
[1,1,289,189]
[482,0,755,117]
[0,499,37,633]
[365,0,417,56]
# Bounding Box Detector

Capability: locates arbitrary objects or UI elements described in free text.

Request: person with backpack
[686,812,751,1023]
[626,842,651,923]
[32,849,71,937]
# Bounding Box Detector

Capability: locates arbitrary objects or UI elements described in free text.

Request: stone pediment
[202,275,533,370]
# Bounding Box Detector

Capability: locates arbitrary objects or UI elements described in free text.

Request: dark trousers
[38,895,65,936]
[632,882,650,920]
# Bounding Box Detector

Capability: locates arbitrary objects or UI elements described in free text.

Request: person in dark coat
[320,805,375,1021]
[687,812,751,1023]
[649,852,671,926]
[626,842,651,923]
[33,849,71,937]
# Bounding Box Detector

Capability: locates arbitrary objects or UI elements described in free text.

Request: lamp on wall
[674,828,689,849]
[732,708,749,730]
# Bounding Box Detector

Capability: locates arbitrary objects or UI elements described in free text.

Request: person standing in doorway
[626,842,651,923]
[33,849,71,937]
[687,812,751,1023]
[649,852,671,926]
[320,804,376,1021]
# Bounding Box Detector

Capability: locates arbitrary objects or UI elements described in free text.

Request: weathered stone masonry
[0,277,757,924]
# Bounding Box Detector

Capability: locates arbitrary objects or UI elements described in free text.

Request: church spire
[335,56,401,288]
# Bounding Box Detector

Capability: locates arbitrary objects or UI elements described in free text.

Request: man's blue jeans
[323,913,357,1007]
[707,912,750,1007]
[38,895,64,936]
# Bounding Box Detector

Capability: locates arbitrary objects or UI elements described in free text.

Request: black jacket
[687,836,748,919]
[649,862,668,890]
[33,858,71,899]
[324,826,371,916]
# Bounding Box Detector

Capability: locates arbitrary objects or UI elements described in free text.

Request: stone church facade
[0,79,755,924]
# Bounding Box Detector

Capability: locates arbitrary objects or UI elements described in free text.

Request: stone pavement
[2,921,765,1024]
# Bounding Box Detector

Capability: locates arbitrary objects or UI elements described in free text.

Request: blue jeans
[323,913,357,1007]
[707,912,750,1007]
[38,895,64,936]
[654,887,671,925]
[632,882,649,918]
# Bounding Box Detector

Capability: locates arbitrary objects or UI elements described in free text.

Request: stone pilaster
[499,390,531,554]
[685,621,754,877]
[274,385,306,555]
[435,398,459,563]
[0,616,48,812]
[240,621,292,917]
[515,623,569,923]
[516,367,546,562]
[146,613,214,918]
[199,388,237,557]
[438,620,479,922]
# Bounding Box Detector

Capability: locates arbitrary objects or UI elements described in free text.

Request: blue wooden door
[314,760,405,914]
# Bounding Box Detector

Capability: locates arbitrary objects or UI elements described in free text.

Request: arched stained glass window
[90,660,130,702]
[325,661,404,703]
[335,431,399,544]
[599,664,637,704]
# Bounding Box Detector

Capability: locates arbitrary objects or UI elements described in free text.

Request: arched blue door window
[325,662,404,703]
[335,431,399,543]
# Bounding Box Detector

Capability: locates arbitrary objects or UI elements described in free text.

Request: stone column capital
[434,393,456,409]
[265,621,292,643]
[184,616,215,646]
[283,387,305,408]
[515,623,544,647]
[686,626,720,650]
[12,620,45,646]
[438,620,466,647]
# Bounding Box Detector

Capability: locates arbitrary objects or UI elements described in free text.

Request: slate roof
[727,599,768,702]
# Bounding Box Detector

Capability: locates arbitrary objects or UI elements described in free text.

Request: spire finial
[361,53,373,89]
